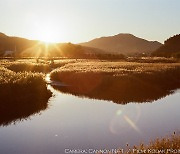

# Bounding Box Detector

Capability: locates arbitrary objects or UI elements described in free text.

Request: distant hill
[80,33,162,56]
[152,34,180,58]
[0,33,38,55]
[0,32,121,59]
[21,42,104,58]
[0,32,7,37]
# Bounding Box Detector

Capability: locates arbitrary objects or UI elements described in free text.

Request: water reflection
[0,99,49,126]
[0,85,179,153]
[52,74,180,104]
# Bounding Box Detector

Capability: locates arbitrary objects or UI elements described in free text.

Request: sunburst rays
[21,41,65,58]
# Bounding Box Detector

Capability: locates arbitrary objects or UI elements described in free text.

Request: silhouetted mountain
[80,33,162,55]
[152,34,180,58]
[21,42,119,59]
[0,32,7,37]
[0,32,38,55]
[0,32,122,58]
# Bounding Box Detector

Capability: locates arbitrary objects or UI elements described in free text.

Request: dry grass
[0,60,49,72]
[51,61,180,75]
[127,57,179,63]
[0,63,52,126]
[50,61,180,104]
[122,133,180,154]
[7,62,50,73]
[0,58,80,126]
[0,65,52,102]
[50,59,78,69]
[0,59,79,73]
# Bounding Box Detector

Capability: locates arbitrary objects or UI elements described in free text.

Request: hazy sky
[0,0,179,43]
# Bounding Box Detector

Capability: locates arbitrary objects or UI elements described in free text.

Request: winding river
[0,74,179,153]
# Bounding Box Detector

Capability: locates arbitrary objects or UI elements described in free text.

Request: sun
[32,20,66,43]
[38,29,60,43]
[37,27,61,43]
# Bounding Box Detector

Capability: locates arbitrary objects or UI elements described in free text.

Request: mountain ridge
[152,34,180,58]
[0,32,163,57]
[0,32,109,58]
[80,33,162,55]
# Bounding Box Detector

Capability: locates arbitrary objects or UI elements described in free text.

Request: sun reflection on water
[110,105,142,135]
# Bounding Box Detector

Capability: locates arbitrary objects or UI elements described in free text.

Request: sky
[0,0,180,43]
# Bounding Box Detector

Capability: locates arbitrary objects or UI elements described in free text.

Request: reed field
[50,60,180,76]
[0,58,180,148]
[0,59,78,73]
[1,58,180,105]
[121,133,180,154]
[50,60,180,103]
[0,60,52,125]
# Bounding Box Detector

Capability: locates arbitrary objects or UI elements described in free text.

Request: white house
[3,50,15,57]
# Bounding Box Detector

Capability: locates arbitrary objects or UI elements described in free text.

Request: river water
[0,84,180,153]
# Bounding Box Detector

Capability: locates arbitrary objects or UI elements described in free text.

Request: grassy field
[120,133,180,154]
[0,60,52,126]
[1,58,180,124]
[0,58,179,149]
[0,58,80,125]
[0,59,78,73]
[50,60,180,103]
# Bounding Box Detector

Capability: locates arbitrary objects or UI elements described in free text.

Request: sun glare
[38,31,59,43]
[37,30,60,43]
[31,20,66,43]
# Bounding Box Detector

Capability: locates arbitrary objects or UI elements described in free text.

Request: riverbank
[0,58,179,152]
[0,63,52,126]
[125,133,180,154]
[50,61,180,104]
